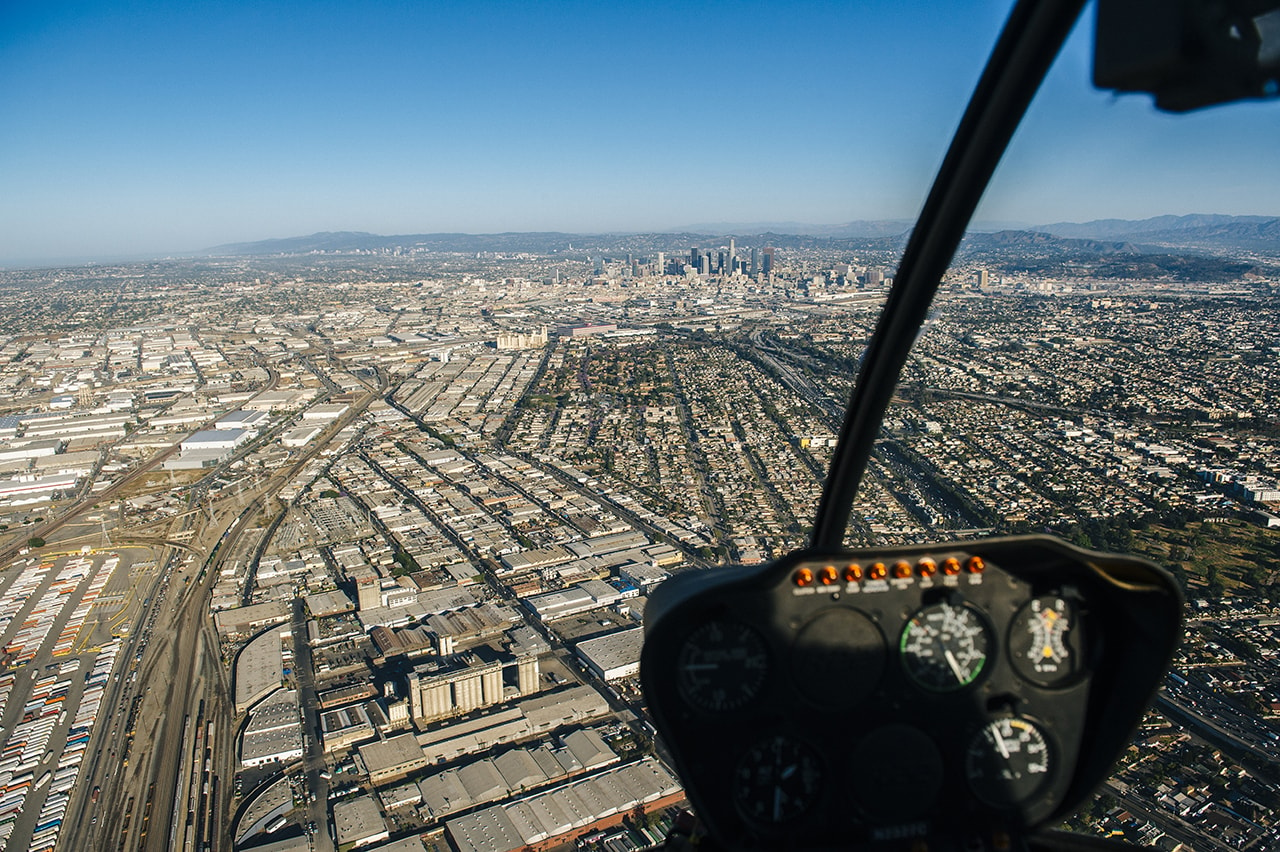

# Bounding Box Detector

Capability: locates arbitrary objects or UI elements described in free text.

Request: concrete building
[332,794,390,849]
[407,653,540,726]
[0,438,64,462]
[321,704,377,753]
[234,627,286,713]
[574,627,643,682]
[214,409,269,431]
[357,732,429,785]
[446,758,683,852]
[495,327,549,350]
[240,689,304,767]
[281,424,323,447]
[302,403,350,422]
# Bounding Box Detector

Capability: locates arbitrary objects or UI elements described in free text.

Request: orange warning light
[967,556,986,574]
[819,565,839,585]
[794,567,815,587]
[942,557,962,576]
[843,564,863,582]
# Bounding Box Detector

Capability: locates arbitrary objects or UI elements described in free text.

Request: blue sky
[2,0,1278,265]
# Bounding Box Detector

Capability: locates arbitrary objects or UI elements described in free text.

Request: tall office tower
[699,253,711,275]
[718,251,726,273]
[657,252,665,274]
[978,268,990,289]
[728,239,736,272]
[762,247,774,276]
[751,247,758,277]
[352,566,381,611]
[690,247,700,268]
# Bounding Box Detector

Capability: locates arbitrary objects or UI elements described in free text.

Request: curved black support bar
[810,0,1087,550]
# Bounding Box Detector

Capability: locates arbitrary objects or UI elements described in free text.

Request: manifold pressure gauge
[965,716,1052,806]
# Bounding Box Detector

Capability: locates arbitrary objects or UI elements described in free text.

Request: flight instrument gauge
[1010,595,1080,687]
[676,619,769,712]
[733,735,823,826]
[965,716,1052,807]
[900,600,991,691]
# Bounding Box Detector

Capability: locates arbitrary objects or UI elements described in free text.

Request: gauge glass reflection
[899,600,990,692]
[676,620,769,712]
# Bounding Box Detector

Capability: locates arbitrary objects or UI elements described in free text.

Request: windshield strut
[809,0,1089,551]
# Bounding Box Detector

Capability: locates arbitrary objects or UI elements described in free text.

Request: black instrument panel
[641,535,1181,852]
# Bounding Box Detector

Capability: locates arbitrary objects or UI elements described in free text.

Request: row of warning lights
[794,556,986,587]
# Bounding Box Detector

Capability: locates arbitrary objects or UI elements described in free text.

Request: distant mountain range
[1037,214,1280,253]
[204,214,1280,258]
[670,220,918,238]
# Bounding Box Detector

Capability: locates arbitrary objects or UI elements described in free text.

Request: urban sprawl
[0,237,1277,852]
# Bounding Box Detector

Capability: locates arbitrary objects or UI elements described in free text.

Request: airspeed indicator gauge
[900,600,990,692]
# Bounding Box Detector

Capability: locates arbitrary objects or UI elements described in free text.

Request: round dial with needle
[899,600,990,691]
[733,735,823,826]
[965,716,1052,806]
[1010,595,1080,687]
[676,620,769,712]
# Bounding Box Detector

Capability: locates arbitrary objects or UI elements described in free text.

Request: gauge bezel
[898,598,994,693]
[1007,593,1086,689]
[964,714,1056,808]
[675,618,771,713]
[732,733,825,829]
[788,606,887,710]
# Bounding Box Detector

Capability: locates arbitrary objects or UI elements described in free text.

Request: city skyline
[3,0,1280,266]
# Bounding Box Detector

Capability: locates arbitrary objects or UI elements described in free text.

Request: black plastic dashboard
[640,536,1181,852]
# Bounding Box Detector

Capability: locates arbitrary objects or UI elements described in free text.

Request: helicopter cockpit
[641,1,1280,850]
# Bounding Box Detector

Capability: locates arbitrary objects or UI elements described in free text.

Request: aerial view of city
[3,2,1280,852]
[0,224,1276,851]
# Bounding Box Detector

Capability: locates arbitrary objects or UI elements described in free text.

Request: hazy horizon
[4,0,1279,266]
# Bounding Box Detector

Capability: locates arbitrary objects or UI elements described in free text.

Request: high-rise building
[762,247,775,276]
[751,247,758,278]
